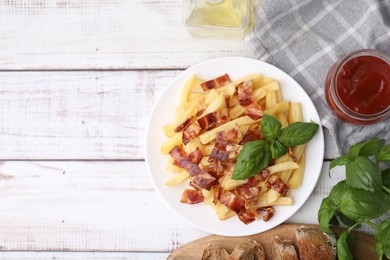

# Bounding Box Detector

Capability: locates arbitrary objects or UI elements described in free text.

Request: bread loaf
[295,226,336,260]
[271,236,299,260]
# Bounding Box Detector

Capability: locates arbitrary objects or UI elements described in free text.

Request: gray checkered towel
[247,0,390,155]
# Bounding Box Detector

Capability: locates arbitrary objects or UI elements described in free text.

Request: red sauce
[325,50,390,125]
[336,55,390,115]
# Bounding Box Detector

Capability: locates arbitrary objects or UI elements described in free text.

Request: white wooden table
[0,1,345,259]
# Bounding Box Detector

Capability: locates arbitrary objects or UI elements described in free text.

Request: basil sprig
[318,138,390,260]
[232,114,319,180]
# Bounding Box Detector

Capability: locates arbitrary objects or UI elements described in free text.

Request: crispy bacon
[262,207,275,222]
[267,175,289,196]
[236,186,260,200]
[238,211,257,225]
[188,147,204,164]
[196,100,207,117]
[209,147,229,162]
[200,74,231,91]
[209,127,239,163]
[245,103,264,120]
[182,123,201,145]
[180,189,204,204]
[215,127,239,147]
[197,112,220,131]
[256,168,270,182]
[224,95,231,118]
[237,80,263,120]
[169,146,201,176]
[174,117,192,133]
[219,191,244,214]
[239,124,263,145]
[193,171,216,190]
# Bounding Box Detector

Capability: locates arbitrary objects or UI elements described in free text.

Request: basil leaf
[329,155,351,172]
[375,219,390,259]
[328,181,348,204]
[338,187,390,221]
[382,168,390,188]
[335,211,358,227]
[345,156,383,193]
[261,114,282,140]
[318,197,337,235]
[329,214,340,226]
[377,144,390,162]
[375,242,384,260]
[349,138,385,158]
[277,121,319,147]
[232,140,271,180]
[337,230,354,260]
[270,140,287,159]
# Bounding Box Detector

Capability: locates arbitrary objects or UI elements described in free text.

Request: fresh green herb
[270,140,287,159]
[337,230,355,260]
[375,219,390,259]
[345,156,382,193]
[318,137,390,260]
[277,121,319,147]
[232,114,319,180]
[377,144,390,162]
[232,140,271,180]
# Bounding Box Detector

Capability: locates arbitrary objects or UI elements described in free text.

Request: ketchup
[325,50,390,125]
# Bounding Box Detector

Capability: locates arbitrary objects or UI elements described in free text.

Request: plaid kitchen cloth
[247,0,390,155]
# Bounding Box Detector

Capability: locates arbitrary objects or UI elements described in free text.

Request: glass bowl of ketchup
[325,49,390,125]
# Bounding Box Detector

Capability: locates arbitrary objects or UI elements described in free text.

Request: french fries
[162,72,308,223]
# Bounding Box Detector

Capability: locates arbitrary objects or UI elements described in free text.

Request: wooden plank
[0,161,208,252]
[0,70,178,160]
[0,252,169,260]
[0,160,372,252]
[0,0,249,70]
[0,71,338,160]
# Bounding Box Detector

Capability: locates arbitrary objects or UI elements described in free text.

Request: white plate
[145,57,324,236]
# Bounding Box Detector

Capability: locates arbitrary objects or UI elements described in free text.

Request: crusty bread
[228,240,265,260]
[271,236,299,260]
[202,244,229,260]
[295,226,336,260]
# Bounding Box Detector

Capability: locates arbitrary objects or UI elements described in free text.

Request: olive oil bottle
[183,0,253,38]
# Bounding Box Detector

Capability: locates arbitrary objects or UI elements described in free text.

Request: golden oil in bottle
[183,0,253,38]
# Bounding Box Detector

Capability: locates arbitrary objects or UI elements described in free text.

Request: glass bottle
[182,0,253,38]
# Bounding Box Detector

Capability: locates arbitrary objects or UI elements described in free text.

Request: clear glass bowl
[182,0,253,38]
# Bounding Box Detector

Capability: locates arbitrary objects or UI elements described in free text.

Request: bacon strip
[193,171,216,190]
[267,175,289,196]
[238,211,257,225]
[174,117,192,133]
[196,100,207,117]
[262,207,275,222]
[209,147,229,162]
[169,146,201,176]
[188,147,204,164]
[256,168,270,182]
[197,112,220,131]
[209,127,239,163]
[239,124,263,145]
[200,74,231,91]
[237,80,263,120]
[236,186,260,200]
[182,123,201,145]
[180,189,204,204]
[219,191,244,214]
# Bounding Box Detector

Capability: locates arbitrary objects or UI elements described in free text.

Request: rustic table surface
[0,1,350,259]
